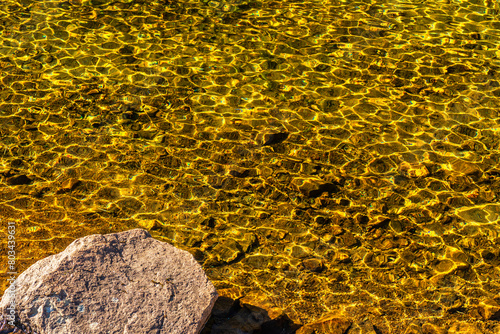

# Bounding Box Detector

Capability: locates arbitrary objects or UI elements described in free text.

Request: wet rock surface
[0,229,217,334]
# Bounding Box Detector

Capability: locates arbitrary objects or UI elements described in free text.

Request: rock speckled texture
[0,229,217,334]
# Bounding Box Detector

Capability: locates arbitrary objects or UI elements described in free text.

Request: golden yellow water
[1,0,500,332]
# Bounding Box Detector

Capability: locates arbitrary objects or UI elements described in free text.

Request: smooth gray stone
[0,229,217,334]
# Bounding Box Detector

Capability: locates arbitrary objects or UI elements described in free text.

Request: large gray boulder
[0,229,218,334]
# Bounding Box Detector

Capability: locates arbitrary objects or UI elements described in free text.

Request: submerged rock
[6,174,32,186]
[258,132,289,146]
[297,314,351,334]
[0,229,217,334]
[292,178,340,198]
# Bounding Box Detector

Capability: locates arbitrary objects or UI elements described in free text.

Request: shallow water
[1,0,500,332]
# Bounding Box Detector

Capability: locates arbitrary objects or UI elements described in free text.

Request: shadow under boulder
[201,296,301,334]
